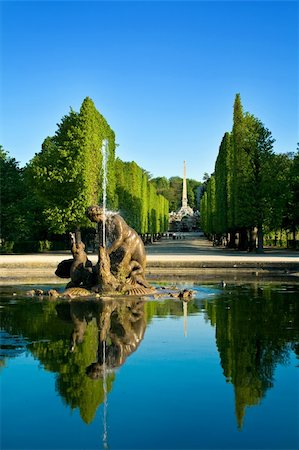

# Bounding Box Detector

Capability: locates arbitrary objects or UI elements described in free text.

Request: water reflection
[65,299,146,377]
[0,284,298,435]
[60,299,146,449]
[205,284,299,428]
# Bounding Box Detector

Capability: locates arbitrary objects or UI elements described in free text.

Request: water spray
[102,339,108,449]
[101,139,108,249]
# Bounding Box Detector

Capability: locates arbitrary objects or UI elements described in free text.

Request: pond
[0,282,298,450]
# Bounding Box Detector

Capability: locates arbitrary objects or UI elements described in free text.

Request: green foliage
[205,286,298,428]
[214,133,231,233]
[206,175,216,234]
[115,158,169,234]
[25,97,116,234]
[200,94,296,251]
[23,97,167,238]
[145,299,200,322]
[0,241,15,253]
[283,149,299,238]
[1,300,115,424]
[200,191,208,233]
[0,146,29,243]
[233,112,274,230]
[151,176,201,212]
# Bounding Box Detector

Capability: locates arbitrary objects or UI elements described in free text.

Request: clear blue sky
[1,1,298,181]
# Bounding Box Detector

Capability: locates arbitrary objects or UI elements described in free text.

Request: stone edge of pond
[0,267,298,286]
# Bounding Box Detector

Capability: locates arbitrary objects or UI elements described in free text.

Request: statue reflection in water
[68,298,146,448]
[68,299,146,376]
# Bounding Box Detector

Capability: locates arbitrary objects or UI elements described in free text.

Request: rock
[48,289,60,298]
[26,290,35,297]
[178,289,194,299]
[35,289,44,296]
[62,287,91,299]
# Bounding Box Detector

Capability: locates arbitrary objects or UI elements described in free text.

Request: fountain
[52,206,195,299]
[54,205,155,297]
[36,138,194,300]
[53,137,156,297]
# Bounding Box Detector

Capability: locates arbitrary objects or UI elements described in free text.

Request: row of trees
[115,159,169,234]
[200,94,299,251]
[0,97,169,251]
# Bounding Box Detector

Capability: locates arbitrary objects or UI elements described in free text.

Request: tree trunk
[257,224,264,253]
[238,227,249,251]
[227,231,237,248]
[248,227,257,252]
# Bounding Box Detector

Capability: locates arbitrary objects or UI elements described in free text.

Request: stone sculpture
[55,205,153,296]
[56,299,145,376]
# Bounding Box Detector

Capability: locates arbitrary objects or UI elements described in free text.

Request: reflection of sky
[1,355,101,449]
[1,305,298,450]
[142,313,217,357]
[108,312,299,450]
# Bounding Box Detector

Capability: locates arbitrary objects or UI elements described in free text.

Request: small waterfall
[101,139,108,248]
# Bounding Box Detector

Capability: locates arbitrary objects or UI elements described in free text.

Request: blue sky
[1,1,298,181]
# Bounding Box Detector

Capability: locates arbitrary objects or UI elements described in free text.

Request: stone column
[182,160,188,209]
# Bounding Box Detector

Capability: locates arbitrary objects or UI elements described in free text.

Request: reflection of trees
[1,295,199,423]
[31,318,114,424]
[145,298,200,323]
[0,298,147,424]
[3,286,297,429]
[206,285,299,429]
[71,300,147,379]
[38,299,147,423]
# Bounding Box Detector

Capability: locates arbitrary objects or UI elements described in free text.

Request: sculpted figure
[85,299,146,378]
[55,206,153,296]
[67,232,94,288]
[93,245,119,293]
[86,205,149,290]
[58,299,146,372]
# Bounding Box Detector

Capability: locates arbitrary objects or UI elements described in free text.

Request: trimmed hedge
[0,240,68,254]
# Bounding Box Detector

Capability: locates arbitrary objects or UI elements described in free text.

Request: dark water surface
[0,282,298,450]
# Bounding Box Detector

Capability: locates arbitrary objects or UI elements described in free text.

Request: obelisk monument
[182,160,188,209]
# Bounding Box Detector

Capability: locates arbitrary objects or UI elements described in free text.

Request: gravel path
[0,233,298,285]
[0,232,298,264]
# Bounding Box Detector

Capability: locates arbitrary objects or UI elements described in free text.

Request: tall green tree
[201,175,216,236]
[284,148,299,242]
[0,147,29,244]
[167,176,182,211]
[200,191,209,234]
[115,158,169,234]
[25,97,116,234]
[235,113,275,251]
[214,133,231,235]
[231,93,244,233]
[201,94,277,251]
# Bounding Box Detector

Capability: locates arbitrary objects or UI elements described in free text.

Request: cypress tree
[207,175,216,235]
[200,191,208,235]
[214,133,231,235]
[115,159,168,235]
[231,93,251,248]
[141,172,149,234]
